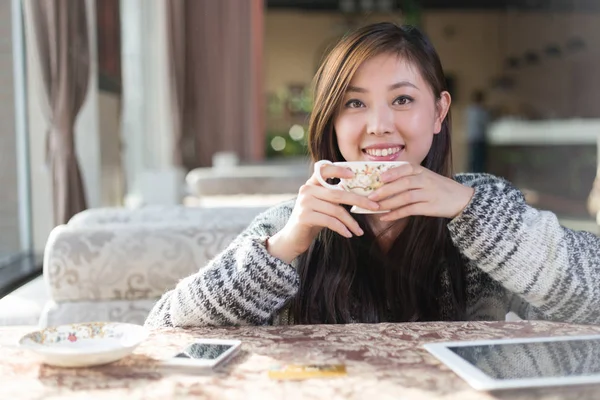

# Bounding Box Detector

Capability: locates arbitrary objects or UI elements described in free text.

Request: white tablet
[424,334,600,391]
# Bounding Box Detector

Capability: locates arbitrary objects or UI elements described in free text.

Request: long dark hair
[293,23,467,324]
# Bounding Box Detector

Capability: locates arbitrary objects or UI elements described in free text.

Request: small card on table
[268,364,347,380]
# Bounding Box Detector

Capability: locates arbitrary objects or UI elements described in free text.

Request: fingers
[304,184,380,212]
[368,174,423,202]
[377,189,427,212]
[308,164,354,185]
[310,198,364,236]
[306,212,355,238]
[380,202,427,222]
[296,192,362,238]
[380,163,420,183]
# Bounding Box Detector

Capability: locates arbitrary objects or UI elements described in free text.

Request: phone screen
[174,343,234,360]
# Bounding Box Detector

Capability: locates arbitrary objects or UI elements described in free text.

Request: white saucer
[350,205,391,214]
[19,322,148,368]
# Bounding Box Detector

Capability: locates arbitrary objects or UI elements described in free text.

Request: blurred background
[1,0,600,294]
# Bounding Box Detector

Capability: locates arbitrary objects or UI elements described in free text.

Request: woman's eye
[345,99,364,108]
[393,96,413,106]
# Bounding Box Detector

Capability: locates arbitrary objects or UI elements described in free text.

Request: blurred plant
[266,85,312,159]
[401,0,421,27]
[267,91,286,116]
[267,86,313,117]
[287,87,313,115]
[265,130,308,159]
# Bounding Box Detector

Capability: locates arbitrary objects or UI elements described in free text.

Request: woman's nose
[366,105,394,136]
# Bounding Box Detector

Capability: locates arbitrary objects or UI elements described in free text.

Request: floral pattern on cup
[342,163,396,195]
[314,161,407,213]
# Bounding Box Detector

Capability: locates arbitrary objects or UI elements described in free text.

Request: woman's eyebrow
[347,85,368,93]
[389,81,419,91]
[346,81,419,93]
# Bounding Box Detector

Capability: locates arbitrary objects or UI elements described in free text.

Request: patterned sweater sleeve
[144,201,299,328]
[449,173,600,324]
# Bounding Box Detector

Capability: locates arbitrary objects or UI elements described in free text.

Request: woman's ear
[434,91,451,134]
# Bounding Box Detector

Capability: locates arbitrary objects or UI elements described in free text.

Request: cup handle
[314,160,343,190]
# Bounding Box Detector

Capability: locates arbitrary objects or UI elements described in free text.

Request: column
[120,0,183,207]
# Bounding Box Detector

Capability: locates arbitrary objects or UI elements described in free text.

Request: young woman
[145,23,600,328]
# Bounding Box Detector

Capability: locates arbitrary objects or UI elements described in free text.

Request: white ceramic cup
[314,160,408,214]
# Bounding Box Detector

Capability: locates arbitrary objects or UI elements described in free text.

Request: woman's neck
[366,215,408,253]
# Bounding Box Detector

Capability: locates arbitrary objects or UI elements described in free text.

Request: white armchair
[40,206,268,327]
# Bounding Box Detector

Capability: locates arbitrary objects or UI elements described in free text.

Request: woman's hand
[267,164,380,263]
[367,163,475,221]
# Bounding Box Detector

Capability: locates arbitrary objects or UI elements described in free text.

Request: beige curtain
[166,0,264,168]
[23,0,90,225]
[166,0,186,167]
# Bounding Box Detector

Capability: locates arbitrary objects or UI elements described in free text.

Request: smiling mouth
[362,146,404,157]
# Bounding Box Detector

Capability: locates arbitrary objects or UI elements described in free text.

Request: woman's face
[333,53,450,164]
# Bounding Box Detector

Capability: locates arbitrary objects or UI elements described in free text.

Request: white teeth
[365,146,402,157]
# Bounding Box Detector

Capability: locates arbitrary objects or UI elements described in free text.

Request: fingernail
[357,228,364,236]
[368,193,378,201]
[369,201,380,209]
[344,230,353,238]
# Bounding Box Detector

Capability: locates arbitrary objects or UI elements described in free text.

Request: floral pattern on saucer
[23,322,112,346]
[19,322,148,368]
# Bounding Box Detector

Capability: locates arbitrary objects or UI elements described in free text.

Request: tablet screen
[175,343,234,360]
[449,338,600,380]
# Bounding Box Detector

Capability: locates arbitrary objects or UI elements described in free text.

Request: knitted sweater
[144,173,600,328]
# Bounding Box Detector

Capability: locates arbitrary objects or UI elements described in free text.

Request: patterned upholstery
[41,206,267,327]
[40,299,157,327]
[67,205,267,227]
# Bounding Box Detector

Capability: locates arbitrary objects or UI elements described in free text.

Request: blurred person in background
[465,90,490,172]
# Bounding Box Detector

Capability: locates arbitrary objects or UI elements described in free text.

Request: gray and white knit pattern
[144,173,600,328]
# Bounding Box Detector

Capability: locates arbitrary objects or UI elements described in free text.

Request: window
[0,0,39,297]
